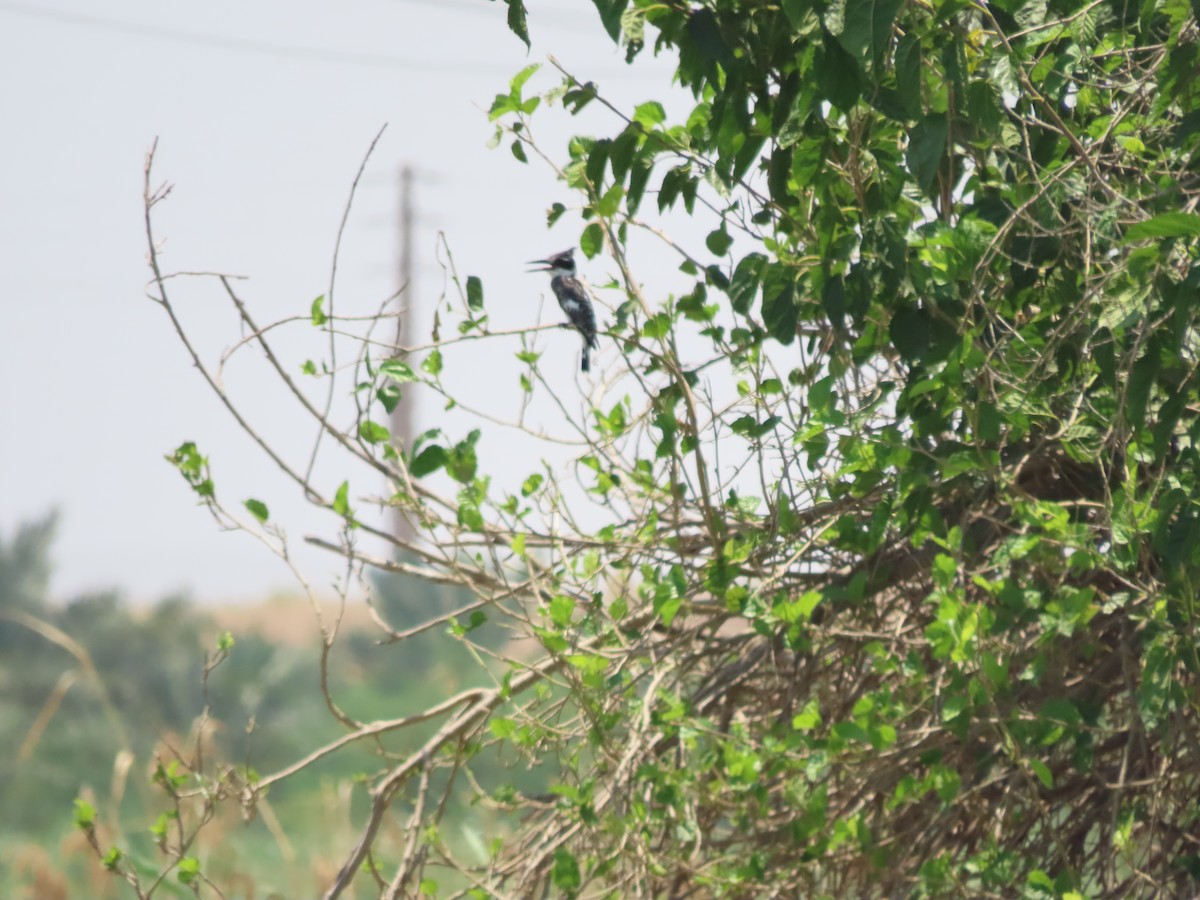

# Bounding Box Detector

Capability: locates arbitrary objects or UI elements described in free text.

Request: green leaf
[797,590,824,620]
[581,222,604,258]
[809,376,835,416]
[687,8,734,67]
[243,499,269,523]
[768,145,793,201]
[447,430,481,484]
[706,226,733,256]
[1124,347,1160,429]
[376,382,401,414]
[653,581,682,627]
[177,856,200,886]
[567,653,608,676]
[411,445,448,478]
[310,295,328,327]
[490,717,516,739]
[1124,212,1200,241]
[620,3,646,46]
[832,720,871,744]
[633,101,666,129]
[890,306,931,361]
[149,812,170,841]
[466,275,485,311]
[761,265,799,345]
[822,275,846,328]
[457,486,485,531]
[358,420,390,444]
[729,253,767,314]
[153,760,188,790]
[489,95,515,121]
[658,164,692,212]
[836,0,903,66]
[609,130,640,182]
[940,693,967,723]
[792,698,822,731]
[563,82,598,115]
[596,183,624,218]
[549,594,574,627]
[332,481,351,517]
[906,114,948,196]
[503,1,530,48]
[642,312,672,339]
[731,415,781,439]
[781,0,811,28]
[1026,870,1055,891]
[627,156,653,212]
[586,138,611,187]
[552,849,582,891]
[590,0,629,42]
[1014,0,1048,30]
[1028,759,1054,789]
[777,486,799,533]
[422,349,443,376]
[169,441,214,499]
[74,798,96,828]
[816,38,862,112]
[380,359,419,383]
[509,62,538,95]
[894,34,922,117]
[977,401,1001,443]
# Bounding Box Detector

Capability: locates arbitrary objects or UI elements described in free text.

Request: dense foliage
[486,0,1200,896]
[81,0,1200,897]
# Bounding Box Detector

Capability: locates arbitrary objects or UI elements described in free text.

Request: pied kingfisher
[528,248,599,373]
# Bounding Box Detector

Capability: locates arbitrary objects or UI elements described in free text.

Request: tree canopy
[84,0,1200,897]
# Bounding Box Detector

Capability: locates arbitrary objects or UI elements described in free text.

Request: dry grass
[208,593,376,647]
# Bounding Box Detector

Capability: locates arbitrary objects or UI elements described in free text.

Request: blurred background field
[0,513,535,899]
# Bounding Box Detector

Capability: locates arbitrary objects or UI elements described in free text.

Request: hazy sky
[0,0,693,605]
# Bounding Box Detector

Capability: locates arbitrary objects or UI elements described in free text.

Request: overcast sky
[0,0,697,606]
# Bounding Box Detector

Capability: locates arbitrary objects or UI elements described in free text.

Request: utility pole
[392,164,416,544]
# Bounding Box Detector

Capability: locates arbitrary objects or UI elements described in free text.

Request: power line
[389,0,598,34]
[1,2,669,79]
[0,0,526,74]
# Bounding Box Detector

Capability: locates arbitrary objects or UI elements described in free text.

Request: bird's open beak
[526,258,553,272]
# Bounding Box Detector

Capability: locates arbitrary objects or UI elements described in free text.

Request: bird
[527,248,599,373]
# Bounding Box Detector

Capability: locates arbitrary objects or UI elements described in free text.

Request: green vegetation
[0,517,514,898]
[13,0,1200,897]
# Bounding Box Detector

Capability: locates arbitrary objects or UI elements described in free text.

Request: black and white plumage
[528,248,600,373]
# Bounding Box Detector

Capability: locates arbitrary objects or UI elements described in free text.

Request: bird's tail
[581,331,598,373]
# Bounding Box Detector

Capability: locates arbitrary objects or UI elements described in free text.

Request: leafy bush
[84,1,1200,897]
